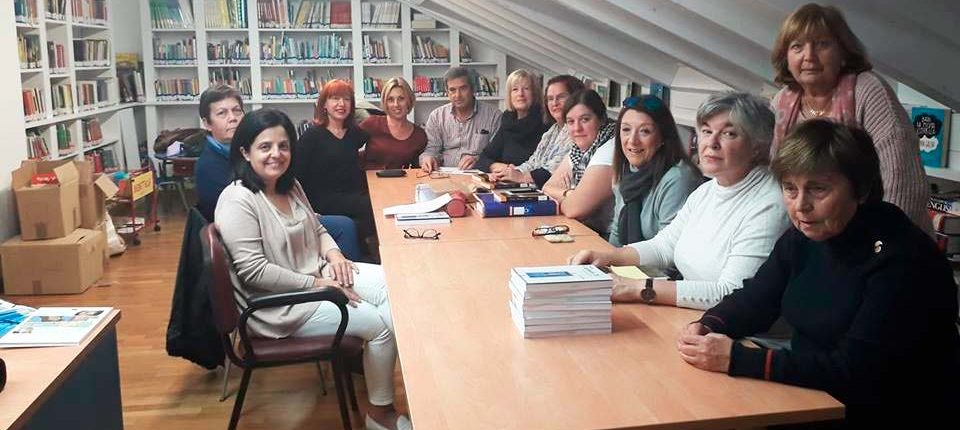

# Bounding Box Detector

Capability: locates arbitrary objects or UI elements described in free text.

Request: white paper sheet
[383,193,453,216]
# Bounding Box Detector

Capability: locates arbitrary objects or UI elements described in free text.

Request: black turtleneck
[700,201,960,425]
[475,106,548,173]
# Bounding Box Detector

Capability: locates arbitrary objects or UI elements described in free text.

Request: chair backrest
[200,223,240,337]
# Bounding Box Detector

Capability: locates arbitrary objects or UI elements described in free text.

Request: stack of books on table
[928,191,960,255]
[509,265,612,338]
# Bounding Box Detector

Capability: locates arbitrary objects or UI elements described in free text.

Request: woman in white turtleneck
[570,92,790,310]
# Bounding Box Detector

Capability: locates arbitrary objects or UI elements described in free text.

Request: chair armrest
[245,287,348,311]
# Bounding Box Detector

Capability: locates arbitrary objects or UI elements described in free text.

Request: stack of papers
[508,265,613,338]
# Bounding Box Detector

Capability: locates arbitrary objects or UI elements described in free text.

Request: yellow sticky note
[610,265,649,279]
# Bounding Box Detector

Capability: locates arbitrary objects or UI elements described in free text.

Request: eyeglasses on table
[415,171,450,179]
[532,225,570,237]
[403,228,441,240]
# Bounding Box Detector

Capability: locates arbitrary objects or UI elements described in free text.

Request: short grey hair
[443,66,475,92]
[696,92,775,165]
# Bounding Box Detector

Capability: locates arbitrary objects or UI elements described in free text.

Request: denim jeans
[318,215,362,261]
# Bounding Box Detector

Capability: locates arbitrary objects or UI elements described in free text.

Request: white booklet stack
[508,265,613,338]
[0,307,113,347]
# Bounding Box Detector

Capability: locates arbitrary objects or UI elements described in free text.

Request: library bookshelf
[16,0,128,171]
[139,0,507,147]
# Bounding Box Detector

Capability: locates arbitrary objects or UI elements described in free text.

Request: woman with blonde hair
[359,77,427,170]
[476,69,549,174]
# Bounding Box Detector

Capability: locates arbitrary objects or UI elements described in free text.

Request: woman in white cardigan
[570,93,791,310]
[215,109,411,430]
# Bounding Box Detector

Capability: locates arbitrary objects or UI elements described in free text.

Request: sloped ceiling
[405,0,960,110]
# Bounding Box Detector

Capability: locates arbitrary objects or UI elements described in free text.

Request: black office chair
[200,223,362,430]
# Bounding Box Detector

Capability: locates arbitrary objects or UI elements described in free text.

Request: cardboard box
[77,161,119,228]
[12,160,81,240]
[0,228,105,295]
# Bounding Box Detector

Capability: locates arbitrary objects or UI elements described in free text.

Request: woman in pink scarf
[770,3,930,233]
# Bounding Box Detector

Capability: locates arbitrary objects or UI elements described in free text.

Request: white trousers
[291,263,397,406]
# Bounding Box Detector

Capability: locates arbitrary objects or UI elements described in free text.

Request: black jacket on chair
[166,207,224,369]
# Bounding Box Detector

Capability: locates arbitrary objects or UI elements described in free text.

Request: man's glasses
[532,225,570,237]
[416,171,450,179]
[622,95,664,111]
[403,228,441,240]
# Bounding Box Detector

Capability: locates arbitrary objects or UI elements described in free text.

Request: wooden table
[367,170,598,246]
[0,310,123,430]
[380,239,843,429]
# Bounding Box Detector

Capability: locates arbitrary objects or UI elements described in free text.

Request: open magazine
[0,307,113,348]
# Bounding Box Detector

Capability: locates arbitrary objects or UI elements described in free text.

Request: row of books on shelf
[18,34,42,69]
[261,71,339,97]
[360,2,399,28]
[412,36,448,62]
[149,0,194,29]
[14,0,40,24]
[362,77,383,98]
[22,88,46,121]
[154,78,201,99]
[260,34,352,63]
[210,69,253,95]
[116,52,145,101]
[257,0,352,29]
[48,41,68,70]
[411,74,498,98]
[153,37,196,63]
[118,69,146,103]
[362,35,392,62]
[205,0,248,29]
[71,0,109,25]
[77,79,113,110]
[81,117,103,144]
[46,0,68,20]
[26,123,78,158]
[209,38,250,63]
[52,83,74,115]
[73,39,110,65]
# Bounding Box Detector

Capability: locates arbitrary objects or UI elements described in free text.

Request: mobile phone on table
[376,169,407,178]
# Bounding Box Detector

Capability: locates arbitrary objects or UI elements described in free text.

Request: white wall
[1,4,29,241]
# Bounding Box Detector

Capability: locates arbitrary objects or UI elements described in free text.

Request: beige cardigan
[215,180,339,338]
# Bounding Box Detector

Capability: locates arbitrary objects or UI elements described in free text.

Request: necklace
[803,97,832,118]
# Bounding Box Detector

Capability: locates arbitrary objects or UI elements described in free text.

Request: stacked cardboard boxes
[1,159,118,295]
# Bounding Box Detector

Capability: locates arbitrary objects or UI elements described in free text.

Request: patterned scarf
[569,118,616,186]
[771,72,859,158]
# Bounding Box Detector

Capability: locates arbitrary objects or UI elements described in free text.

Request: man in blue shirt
[195,85,362,260]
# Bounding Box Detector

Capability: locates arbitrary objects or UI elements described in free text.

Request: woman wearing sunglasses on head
[607,95,702,247]
[215,109,411,430]
[570,93,791,311]
[542,89,618,236]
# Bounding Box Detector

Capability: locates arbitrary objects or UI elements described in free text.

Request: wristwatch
[640,278,656,304]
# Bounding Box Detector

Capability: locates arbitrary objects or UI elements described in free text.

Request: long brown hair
[313,79,356,127]
[771,3,872,89]
[612,95,698,186]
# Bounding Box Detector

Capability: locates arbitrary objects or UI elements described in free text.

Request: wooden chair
[200,223,363,430]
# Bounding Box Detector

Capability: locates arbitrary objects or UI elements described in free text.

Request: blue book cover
[912,106,951,168]
[474,193,557,218]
